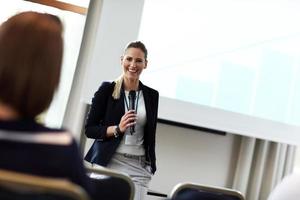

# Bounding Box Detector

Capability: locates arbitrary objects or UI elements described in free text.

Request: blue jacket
[0,119,89,192]
[0,118,133,200]
[84,81,159,174]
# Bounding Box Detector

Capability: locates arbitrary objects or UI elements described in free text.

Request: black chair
[170,182,245,200]
[0,169,90,200]
[86,165,135,200]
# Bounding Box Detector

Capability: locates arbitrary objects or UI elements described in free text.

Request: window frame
[25,0,87,15]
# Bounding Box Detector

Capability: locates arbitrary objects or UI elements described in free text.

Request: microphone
[128,90,136,134]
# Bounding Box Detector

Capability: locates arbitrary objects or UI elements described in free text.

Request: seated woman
[0,11,89,190]
[0,11,132,200]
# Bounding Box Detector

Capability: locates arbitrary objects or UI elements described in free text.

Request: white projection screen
[138,0,300,145]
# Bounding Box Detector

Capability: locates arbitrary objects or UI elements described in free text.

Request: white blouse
[116,90,147,156]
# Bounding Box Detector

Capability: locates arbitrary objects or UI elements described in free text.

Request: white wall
[150,124,241,195]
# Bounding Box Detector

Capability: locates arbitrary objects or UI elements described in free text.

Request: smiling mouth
[129,69,137,73]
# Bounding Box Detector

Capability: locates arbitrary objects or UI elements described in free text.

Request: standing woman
[84,41,159,200]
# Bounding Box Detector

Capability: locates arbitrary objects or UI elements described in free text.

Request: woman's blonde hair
[112,75,123,99]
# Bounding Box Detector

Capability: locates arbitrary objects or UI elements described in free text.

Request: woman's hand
[119,110,137,133]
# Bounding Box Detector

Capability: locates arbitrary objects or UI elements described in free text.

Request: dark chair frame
[170,182,245,200]
[86,165,135,200]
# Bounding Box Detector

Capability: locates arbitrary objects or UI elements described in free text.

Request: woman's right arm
[84,82,111,140]
[84,82,137,140]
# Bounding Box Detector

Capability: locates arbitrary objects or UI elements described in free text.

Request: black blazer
[84,81,159,174]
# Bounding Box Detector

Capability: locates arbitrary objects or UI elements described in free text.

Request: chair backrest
[86,165,135,200]
[79,103,91,155]
[170,182,245,200]
[0,169,90,200]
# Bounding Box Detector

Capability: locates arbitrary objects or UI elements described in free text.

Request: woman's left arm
[149,90,159,174]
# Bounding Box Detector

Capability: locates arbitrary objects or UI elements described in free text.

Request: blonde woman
[85,41,159,200]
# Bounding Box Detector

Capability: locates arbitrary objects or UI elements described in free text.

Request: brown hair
[0,11,63,118]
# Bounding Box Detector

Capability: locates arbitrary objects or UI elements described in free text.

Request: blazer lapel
[116,90,125,119]
[110,82,125,121]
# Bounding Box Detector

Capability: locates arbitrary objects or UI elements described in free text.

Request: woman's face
[121,47,147,81]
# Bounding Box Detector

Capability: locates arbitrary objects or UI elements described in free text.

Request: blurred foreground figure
[0,11,90,195]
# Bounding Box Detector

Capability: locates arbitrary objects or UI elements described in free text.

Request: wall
[150,124,241,195]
